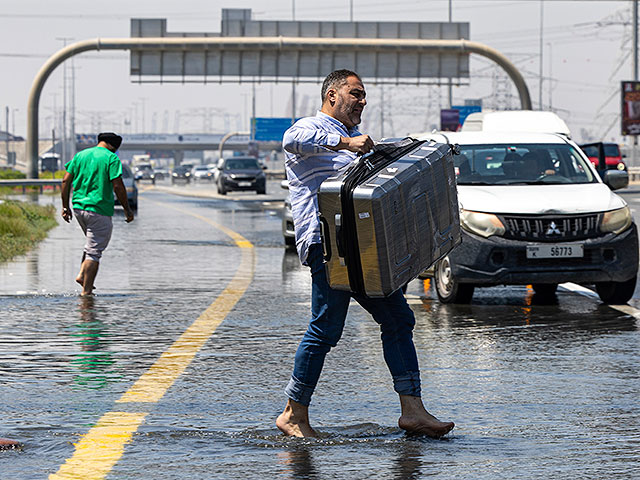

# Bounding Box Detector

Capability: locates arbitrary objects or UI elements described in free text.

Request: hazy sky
[0,0,633,143]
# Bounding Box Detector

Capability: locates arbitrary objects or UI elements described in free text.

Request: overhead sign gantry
[130,9,470,83]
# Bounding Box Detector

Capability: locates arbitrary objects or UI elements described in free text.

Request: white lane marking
[560,282,640,318]
[558,282,599,298]
[608,304,640,319]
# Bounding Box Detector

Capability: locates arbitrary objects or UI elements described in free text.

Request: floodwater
[1,186,639,479]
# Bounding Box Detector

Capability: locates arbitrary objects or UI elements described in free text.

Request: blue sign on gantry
[253,117,297,142]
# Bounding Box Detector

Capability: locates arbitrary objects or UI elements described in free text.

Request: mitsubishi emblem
[546,221,561,236]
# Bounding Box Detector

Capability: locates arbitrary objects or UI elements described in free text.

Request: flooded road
[1,185,639,479]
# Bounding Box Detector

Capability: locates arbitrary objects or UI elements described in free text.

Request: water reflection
[26,249,39,292]
[391,441,423,480]
[278,447,318,480]
[418,280,636,335]
[70,296,119,389]
[281,249,310,293]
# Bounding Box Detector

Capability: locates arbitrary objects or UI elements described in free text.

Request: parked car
[115,164,138,211]
[415,130,638,305]
[579,142,627,172]
[280,180,295,247]
[192,165,213,182]
[217,156,266,195]
[134,163,155,183]
[171,165,192,184]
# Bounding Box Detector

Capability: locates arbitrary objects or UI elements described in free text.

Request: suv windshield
[456,143,596,185]
[225,158,260,170]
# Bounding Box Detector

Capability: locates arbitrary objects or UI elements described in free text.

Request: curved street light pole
[26,37,531,178]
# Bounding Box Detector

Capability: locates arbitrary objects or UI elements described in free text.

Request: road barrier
[0,179,62,193]
[628,167,640,184]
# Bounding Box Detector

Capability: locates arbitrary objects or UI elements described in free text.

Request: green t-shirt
[65,146,122,217]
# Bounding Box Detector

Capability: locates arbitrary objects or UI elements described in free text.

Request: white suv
[416,130,638,304]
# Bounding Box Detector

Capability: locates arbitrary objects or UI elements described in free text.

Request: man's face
[327,76,367,128]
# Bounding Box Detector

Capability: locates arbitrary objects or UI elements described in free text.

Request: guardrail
[265,169,286,180]
[0,179,62,193]
[628,166,640,183]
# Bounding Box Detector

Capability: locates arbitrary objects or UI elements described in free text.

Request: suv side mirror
[602,170,629,191]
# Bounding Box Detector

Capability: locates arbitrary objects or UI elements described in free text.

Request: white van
[416,129,638,304]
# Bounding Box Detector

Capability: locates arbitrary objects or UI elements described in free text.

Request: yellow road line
[49,412,147,480]
[50,200,255,479]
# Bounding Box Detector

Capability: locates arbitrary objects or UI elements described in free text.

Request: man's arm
[61,171,73,223]
[283,125,373,155]
[330,135,374,154]
[112,176,134,223]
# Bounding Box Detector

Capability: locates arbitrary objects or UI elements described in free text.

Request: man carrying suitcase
[277,69,455,438]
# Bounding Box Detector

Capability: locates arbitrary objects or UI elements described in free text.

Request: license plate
[526,244,584,259]
[238,181,252,187]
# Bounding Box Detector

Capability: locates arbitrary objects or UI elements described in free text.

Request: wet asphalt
[0,180,639,479]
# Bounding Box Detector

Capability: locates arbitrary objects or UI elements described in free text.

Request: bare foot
[276,400,318,438]
[398,412,454,438]
[398,395,454,438]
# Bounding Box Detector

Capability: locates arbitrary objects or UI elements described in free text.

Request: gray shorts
[74,209,113,262]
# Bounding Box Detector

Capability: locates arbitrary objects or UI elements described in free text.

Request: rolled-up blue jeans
[285,243,421,406]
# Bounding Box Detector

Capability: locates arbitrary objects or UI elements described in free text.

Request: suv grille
[500,214,601,242]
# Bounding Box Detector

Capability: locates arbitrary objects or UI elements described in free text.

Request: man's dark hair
[321,69,361,103]
[98,132,123,150]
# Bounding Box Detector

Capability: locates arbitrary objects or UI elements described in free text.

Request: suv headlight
[600,206,632,234]
[460,210,506,238]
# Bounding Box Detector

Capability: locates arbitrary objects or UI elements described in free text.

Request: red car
[579,142,626,171]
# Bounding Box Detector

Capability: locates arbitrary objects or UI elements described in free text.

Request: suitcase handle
[319,215,332,262]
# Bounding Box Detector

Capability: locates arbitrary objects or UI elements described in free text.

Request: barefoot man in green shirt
[61,132,134,296]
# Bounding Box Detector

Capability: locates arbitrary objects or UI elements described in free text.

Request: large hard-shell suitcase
[318,138,461,298]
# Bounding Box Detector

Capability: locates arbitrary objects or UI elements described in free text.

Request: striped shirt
[283,111,362,264]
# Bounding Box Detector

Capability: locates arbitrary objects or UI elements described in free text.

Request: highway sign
[253,117,296,142]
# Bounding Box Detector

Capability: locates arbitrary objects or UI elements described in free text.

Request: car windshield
[455,143,596,185]
[194,166,208,171]
[122,165,132,178]
[225,158,260,170]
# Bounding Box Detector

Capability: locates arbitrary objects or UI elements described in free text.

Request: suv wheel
[595,276,637,304]
[434,256,474,304]
[217,180,227,195]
